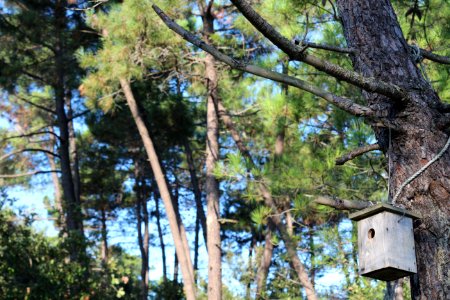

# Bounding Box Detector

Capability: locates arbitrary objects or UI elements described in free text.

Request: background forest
[0,0,448,299]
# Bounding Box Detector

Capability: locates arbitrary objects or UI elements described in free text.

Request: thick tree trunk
[200,2,222,299]
[120,78,196,300]
[336,1,449,299]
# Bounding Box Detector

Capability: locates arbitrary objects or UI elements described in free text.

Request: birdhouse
[349,203,420,281]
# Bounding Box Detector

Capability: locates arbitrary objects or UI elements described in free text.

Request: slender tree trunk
[174,253,179,283]
[183,139,208,246]
[120,78,196,300]
[308,226,316,287]
[172,173,195,284]
[134,161,149,299]
[66,96,81,205]
[152,183,167,281]
[255,220,275,299]
[245,234,257,299]
[194,210,200,274]
[199,2,222,298]
[336,2,449,298]
[100,206,109,290]
[46,128,65,228]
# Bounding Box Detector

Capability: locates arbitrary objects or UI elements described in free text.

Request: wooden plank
[349,203,421,221]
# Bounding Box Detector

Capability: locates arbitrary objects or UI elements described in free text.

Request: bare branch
[230,0,407,100]
[420,48,450,65]
[313,195,372,210]
[296,40,354,54]
[14,95,56,115]
[0,170,60,178]
[1,128,60,142]
[153,5,375,117]
[0,148,60,162]
[335,143,381,165]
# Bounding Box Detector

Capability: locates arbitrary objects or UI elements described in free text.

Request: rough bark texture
[200,2,222,299]
[120,78,196,300]
[336,1,450,299]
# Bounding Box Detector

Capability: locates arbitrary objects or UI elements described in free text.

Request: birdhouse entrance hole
[368,228,375,239]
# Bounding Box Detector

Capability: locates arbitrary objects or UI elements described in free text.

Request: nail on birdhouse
[349,203,421,281]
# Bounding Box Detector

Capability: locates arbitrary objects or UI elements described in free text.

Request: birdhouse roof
[349,203,421,221]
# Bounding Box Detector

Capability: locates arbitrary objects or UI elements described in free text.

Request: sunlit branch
[420,48,450,65]
[0,148,60,162]
[313,195,373,210]
[335,143,381,165]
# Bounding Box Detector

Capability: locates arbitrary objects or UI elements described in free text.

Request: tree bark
[336,2,449,299]
[199,2,222,299]
[120,78,196,300]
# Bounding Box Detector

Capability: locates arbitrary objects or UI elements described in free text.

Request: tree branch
[335,143,381,165]
[0,148,60,162]
[313,195,372,210]
[296,40,354,54]
[153,5,375,117]
[229,0,407,100]
[420,48,450,65]
[0,170,61,179]
[14,95,56,115]
[1,128,60,142]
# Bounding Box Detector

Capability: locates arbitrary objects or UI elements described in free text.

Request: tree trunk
[255,220,275,299]
[54,1,85,266]
[152,182,167,281]
[134,162,147,299]
[336,1,449,299]
[120,78,196,300]
[134,161,150,299]
[245,234,257,299]
[66,96,81,205]
[46,128,65,228]
[199,2,222,299]
[183,139,208,246]
[100,205,109,290]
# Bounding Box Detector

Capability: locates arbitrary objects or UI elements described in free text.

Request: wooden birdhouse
[349,203,421,281]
